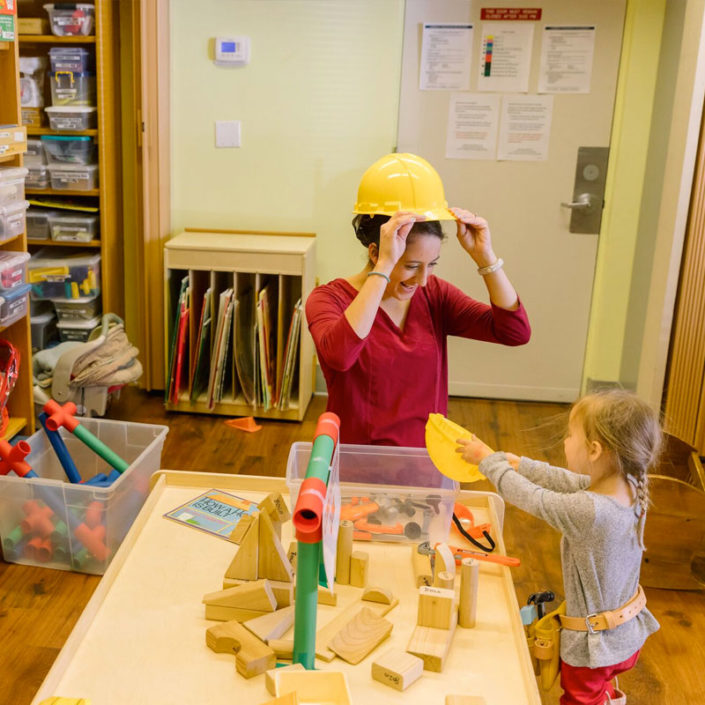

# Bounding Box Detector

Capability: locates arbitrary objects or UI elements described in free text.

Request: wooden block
[435,570,455,590]
[258,508,295,582]
[203,579,276,612]
[268,638,293,659]
[328,606,393,664]
[259,491,291,523]
[318,585,338,606]
[204,604,269,622]
[417,585,456,630]
[406,612,457,672]
[445,696,487,705]
[205,620,276,678]
[261,693,299,705]
[287,540,298,570]
[434,543,456,579]
[458,557,479,628]
[223,578,294,608]
[242,605,295,643]
[229,512,255,544]
[224,512,259,581]
[265,662,306,696]
[349,551,369,588]
[362,586,393,604]
[336,520,353,585]
[275,670,352,705]
[371,648,424,691]
[411,545,433,587]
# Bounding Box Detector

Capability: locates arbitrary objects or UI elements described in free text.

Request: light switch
[215,120,241,148]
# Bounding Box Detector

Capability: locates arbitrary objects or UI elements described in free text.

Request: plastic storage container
[31,310,58,351]
[45,106,97,132]
[0,167,28,207]
[286,442,459,544]
[44,3,95,36]
[41,135,95,165]
[28,250,101,299]
[26,165,49,190]
[25,139,45,166]
[0,417,169,574]
[49,212,98,242]
[0,283,31,328]
[49,47,92,73]
[57,315,100,342]
[52,295,100,321]
[49,71,96,106]
[0,201,29,243]
[0,251,31,291]
[47,164,98,191]
[26,207,57,240]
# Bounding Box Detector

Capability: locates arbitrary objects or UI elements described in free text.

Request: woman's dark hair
[352,214,444,247]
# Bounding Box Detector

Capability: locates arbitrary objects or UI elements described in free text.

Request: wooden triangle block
[229,512,256,544]
[225,416,262,432]
[203,579,276,612]
[328,606,393,664]
[242,605,295,642]
[258,508,294,582]
[224,512,259,581]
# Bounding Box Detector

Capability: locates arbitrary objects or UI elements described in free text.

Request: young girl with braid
[456,389,661,705]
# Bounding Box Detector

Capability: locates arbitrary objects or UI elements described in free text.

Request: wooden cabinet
[17,0,123,316]
[0,8,35,439]
[164,230,316,421]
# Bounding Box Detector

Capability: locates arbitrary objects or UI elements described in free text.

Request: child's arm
[514,457,590,493]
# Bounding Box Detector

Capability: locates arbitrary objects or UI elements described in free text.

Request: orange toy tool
[417,541,521,568]
[340,500,379,522]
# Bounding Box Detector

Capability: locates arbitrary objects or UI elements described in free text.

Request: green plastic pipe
[73,424,130,473]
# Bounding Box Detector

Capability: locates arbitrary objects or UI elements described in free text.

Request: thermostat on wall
[215,36,250,66]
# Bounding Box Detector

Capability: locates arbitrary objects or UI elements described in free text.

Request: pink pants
[559,650,640,705]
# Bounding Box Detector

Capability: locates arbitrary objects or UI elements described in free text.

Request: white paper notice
[477,22,534,93]
[498,95,554,161]
[538,26,596,93]
[420,23,474,91]
[446,93,500,160]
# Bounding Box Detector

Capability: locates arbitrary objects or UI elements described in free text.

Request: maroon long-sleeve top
[305,275,531,447]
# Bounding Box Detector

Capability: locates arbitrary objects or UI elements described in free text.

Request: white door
[397,0,626,402]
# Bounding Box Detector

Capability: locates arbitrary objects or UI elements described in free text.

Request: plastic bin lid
[49,46,90,54]
[49,71,96,78]
[51,212,98,222]
[0,200,29,216]
[31,311,56,324]
[44,3,96,9]
[0,167,28,181]
[47,163,98,172]
[0,283,31,303]
[41,135,92,142]
[57,315,101,330]
[30,248,101,266]
[0,251,31,267]
[51,294,99,303]
[28,165,49,174]
[45,106,96,114]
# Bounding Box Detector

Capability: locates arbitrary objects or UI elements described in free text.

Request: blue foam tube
[39,412,82,483]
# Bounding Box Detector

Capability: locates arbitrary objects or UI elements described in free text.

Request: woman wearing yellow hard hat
[305,153,530,447]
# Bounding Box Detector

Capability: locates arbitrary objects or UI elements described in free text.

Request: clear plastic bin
[45,106,97,132]
[25,139,46,166]
[52,295,100,321]
[49,212,98,242]
[44,3,95,36]
[49,71,96,106]
[286,442,459,545]
[31,310,58,351]
[41,135,95,165]
[0,251,31,291]
[49,47,92,73]
[57,315,100,342]
[28,249,100,300]
[47,163,98,191]
[0,417,169,574]
[0,167,28,208]
[0,201,29,243]
[0,283,31,328]
[26,165,49,190]
[26,207,57,240]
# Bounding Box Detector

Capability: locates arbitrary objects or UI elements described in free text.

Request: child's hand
[505,452,520,469]
[455,434,495,465]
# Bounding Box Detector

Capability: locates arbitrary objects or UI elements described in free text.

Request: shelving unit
[164,230,316,422]
[18,0,123,316]
[0,7,35,439]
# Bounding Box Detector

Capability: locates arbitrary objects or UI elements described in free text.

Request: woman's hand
[455,434,495,465]
[451,207,496,268]
[376,210,424,270]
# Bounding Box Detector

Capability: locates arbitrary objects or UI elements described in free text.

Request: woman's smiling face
[387,233,442,300]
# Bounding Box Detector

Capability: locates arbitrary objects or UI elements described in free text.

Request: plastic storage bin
[49,212,98,242]
[45,106,97,131]
[31,310,58,350]
[44,3,95,36]
[47,164,98,191]
[41,135,95,165]
[26,165,49,190]
[286,442,459,544]
[0,251,31,291]
[0,201,29,243]
[0,283,31,328]
[0,417,169,574]
[49,71,96,106]
[27,208,57,240]
[52,295,100,321]
[49,47,92,73]
[28,250,100,299]
[57,315,100,342]
[0,167,28,207]
[25,139,45,166]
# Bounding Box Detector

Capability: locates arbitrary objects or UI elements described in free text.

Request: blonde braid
[634,471,650,549]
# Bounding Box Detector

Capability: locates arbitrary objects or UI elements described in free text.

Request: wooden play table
[32,471,541,705]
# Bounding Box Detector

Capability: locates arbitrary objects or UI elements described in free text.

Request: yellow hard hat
[353,153,455,220]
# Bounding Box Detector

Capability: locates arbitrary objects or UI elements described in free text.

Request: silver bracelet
[477,258,504,276]
[367,270,391,283]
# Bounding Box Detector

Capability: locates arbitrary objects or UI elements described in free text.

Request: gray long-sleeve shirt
[479,452,659,668]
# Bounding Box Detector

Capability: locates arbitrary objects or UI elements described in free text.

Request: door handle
[561,193,593,210]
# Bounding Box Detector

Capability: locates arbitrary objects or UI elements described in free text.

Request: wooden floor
[1,388,704,705]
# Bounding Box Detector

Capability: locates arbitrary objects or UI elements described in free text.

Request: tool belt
[559,585,646,634]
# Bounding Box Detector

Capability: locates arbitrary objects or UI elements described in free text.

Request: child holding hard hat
[305,153,530,447]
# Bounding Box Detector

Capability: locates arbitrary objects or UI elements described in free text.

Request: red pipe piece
[43,400,80,432]
[21,505,54,537]
[313,412,340,446]
[0,439,33,477]
[74,523,108,561]
[293,477,327,543]
[25,536,53,562]
[84,500,104,529]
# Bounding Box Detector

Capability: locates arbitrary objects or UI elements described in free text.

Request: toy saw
[425,413,489,483]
